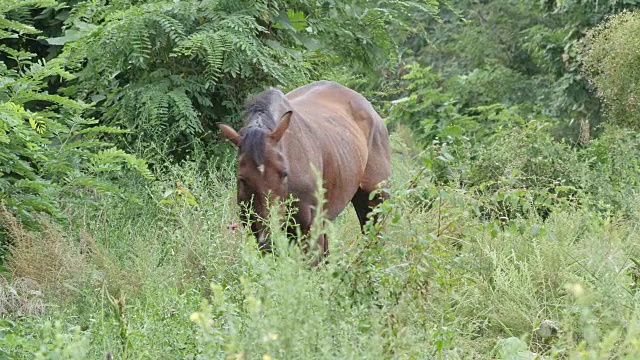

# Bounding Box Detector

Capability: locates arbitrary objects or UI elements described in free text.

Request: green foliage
[578,125,640,215]
[0,319,89,359]
[0,1,151,227]
[388,63,640,221]
[582,10,640,130]
[387,64,459,143]
[5,0,640,358]
[448,121,583,221]
[387,64,528,145]
[33,322,90,359]
[414,1,557,110]
[517,0,640,123]
[55,0,436,161]
[411,0,640,135]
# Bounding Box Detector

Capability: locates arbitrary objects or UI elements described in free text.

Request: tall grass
[1,134,640,359]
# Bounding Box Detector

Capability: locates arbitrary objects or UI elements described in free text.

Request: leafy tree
[52,0,436,161]
[413,1,556,107]
[521,0,640,129]
[409,0,640,136]
[1,0,151,229]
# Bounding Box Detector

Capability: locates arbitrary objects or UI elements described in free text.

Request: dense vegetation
[2,0,640,358]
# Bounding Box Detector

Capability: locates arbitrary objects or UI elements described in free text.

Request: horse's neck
[282,118,322,170]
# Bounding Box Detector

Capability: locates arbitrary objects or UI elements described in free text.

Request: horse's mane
[239,88,284,166]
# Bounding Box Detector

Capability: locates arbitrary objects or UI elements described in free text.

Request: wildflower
[566,283,585,297]
[228,222,239,233]
[263,332,279,342]
[190,312,201,322]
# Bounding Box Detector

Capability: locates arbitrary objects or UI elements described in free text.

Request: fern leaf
[129,14,152,69]
[0,44,34,62]
[156,14,186,43]
[0,17,39,39]
[0,0,57,14]
[91,148,154,179]
[203,32,227,83]
[65,176,120,193]
[14,178,55,193]
[167,88,201,135]
[28,114,46,134]
[73,126,130,138]
[146,91,170,127]
[11,92,88,112]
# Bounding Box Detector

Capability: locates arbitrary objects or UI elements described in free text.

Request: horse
[218,80,391,265]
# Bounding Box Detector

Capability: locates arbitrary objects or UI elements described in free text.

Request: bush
[430,120,584,221]
[578,125,640,216]
[582,10,640,129]
[389,62,640,220]
[58,0,434,161]
[0,1,151,231]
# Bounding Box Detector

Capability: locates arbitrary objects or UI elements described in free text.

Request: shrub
[582,10,640,129]
[0,1,152,231]
[0,209,86,298]
[58,0,434,161]
[389,62,640,220]
[577,125,640,216]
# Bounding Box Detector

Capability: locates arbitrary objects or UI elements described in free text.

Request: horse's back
[286,81,371,117]
[285,81,386,139]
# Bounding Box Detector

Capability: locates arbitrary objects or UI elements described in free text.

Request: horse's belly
[325,193,357,220]
[323,161,364,220]
[319,128,368,218]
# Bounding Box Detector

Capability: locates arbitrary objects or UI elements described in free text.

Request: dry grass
[1,208,87,299]
[0,208,143,315]
[0,277,45,316]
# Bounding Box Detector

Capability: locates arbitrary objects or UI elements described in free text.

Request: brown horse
[218,81,391,264]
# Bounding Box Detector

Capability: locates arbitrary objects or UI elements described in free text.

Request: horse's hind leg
[351,189,369,233]
[351,187,389,233]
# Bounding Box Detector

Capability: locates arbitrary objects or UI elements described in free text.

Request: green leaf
[441,125,464,138]
[274,10,307,33]
[46,30,86,45]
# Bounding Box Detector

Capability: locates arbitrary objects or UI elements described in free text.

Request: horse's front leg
[298,204,329,266]
[309,232,329,267]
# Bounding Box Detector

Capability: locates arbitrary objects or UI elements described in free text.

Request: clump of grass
[1,208,87,300]
[0,206,147,320]
[0,277,44,316]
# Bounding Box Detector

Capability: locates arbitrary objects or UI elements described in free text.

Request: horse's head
[218,111,292,251]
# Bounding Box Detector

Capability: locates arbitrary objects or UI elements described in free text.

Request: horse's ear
[270,111,292,143]
[218,123,241,146]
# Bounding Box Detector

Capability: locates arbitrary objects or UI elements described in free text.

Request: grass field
[1,131,640,359]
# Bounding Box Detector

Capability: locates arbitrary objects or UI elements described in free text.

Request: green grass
[1,133,640,359]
